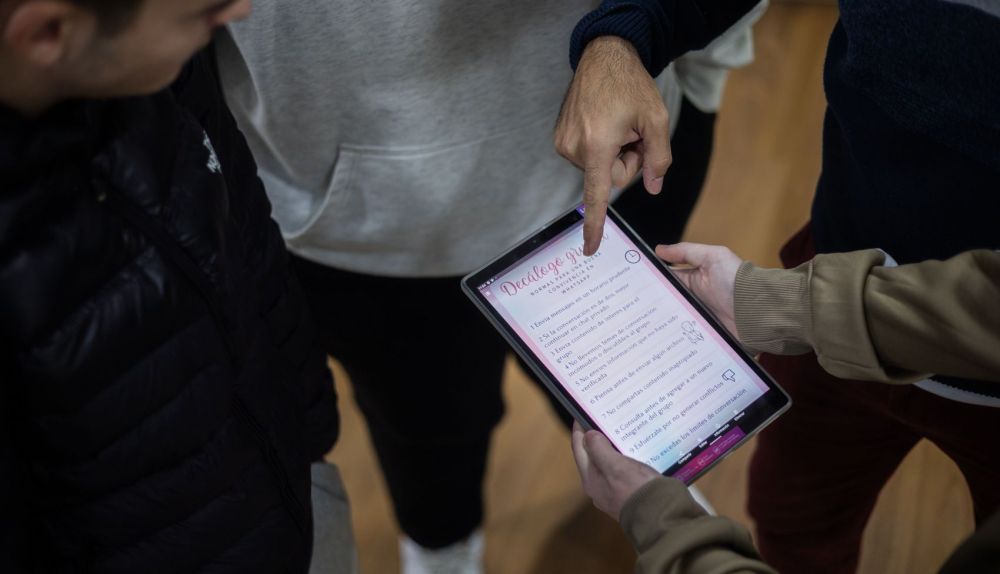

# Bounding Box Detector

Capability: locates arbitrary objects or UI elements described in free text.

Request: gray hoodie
[216,0,765,276]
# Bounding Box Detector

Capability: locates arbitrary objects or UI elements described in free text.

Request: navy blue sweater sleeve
[570,0,760,76]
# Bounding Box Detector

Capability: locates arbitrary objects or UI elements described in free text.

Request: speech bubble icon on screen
[722,369,736,382]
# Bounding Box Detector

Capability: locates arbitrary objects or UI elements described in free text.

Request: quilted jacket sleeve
[0,378,27,573]
[173,50,341,459]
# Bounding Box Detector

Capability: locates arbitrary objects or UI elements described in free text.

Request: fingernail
[647,180,663,195]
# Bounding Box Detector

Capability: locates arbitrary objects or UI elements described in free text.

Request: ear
[3,1,92,66]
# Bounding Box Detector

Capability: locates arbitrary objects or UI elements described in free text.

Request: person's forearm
[735,249,1000,384]
[570,0,763,76]
[861,250,1000,381]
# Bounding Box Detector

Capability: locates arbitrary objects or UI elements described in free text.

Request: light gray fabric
[945,0,1000,18]
[309,462,358,574]
[216,1,762,276]
[674,1,768,113]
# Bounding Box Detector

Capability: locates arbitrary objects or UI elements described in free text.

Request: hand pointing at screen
[555,36,673,256]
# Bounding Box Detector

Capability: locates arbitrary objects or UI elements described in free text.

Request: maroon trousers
[747,224,1000,574]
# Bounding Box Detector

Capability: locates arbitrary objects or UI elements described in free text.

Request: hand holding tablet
[571,421,661,518]
[463,206,789,484]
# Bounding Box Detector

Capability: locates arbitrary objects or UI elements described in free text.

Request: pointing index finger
[582,147,616,256]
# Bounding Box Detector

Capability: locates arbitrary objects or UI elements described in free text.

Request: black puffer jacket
[0,52,339,573]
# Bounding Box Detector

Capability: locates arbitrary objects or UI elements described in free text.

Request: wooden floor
[326,4,975,573]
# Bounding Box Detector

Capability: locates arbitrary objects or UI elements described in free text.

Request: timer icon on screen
[625,249,641,264]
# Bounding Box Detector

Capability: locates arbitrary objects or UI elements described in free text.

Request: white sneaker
[688,485,717,515]
[400,529,484,574]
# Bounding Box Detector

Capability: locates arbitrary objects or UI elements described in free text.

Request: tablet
[462,205,790,483]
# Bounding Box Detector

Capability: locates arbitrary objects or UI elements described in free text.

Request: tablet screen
[464,206,788,482]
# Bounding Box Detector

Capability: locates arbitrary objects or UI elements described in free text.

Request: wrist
[734,262,813,356]
[578,36,644,75]
[570,5,658,74]
[583,35,638,58]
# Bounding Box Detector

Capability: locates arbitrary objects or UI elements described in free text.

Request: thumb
[571,422,591,479]
[655,242,714,267]
[582,430,623,473]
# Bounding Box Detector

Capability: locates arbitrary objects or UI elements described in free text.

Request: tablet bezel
[461,205,790,484]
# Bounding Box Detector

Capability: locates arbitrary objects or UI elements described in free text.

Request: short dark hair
[0,0,143,34]
[72,0,143,33]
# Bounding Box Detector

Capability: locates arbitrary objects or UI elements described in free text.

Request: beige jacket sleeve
[621,478,776,574]
[734,249,1000,383]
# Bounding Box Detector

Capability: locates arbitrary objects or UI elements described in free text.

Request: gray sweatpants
[309,462,358,574]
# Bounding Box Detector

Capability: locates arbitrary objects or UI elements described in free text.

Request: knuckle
[649,106,669,126]
[556,139,580,163]
[554,137,569,157]
[554,129,570,150]
[581,123,610,147]
[583,169,606,190]
[584,190,609,208]
[649,149,672,171]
